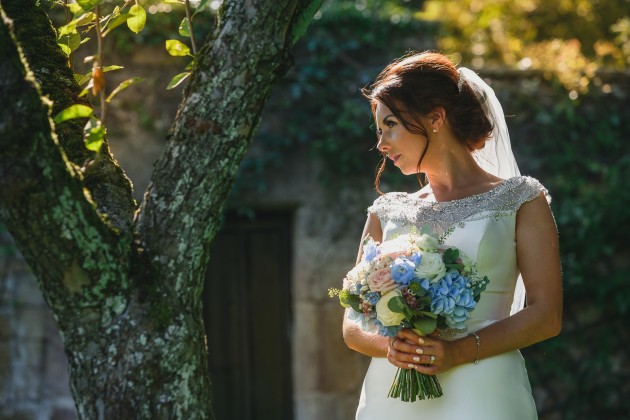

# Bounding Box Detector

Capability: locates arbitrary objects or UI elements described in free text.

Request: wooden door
[203,211,293,420]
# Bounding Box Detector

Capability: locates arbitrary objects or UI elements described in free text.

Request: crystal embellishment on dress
[368,176,550,240]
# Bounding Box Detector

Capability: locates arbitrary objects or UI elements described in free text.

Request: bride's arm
[341,212,390,358]
[389,193,563,374]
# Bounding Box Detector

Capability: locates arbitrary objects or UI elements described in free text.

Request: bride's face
[375,101,428,175]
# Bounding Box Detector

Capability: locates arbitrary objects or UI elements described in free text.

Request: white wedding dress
[356,176,548,420]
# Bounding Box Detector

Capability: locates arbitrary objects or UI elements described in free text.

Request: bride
[342,52,563,419]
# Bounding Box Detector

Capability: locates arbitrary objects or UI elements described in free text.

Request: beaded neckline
[368,176,549,240]
[405,178,511,206]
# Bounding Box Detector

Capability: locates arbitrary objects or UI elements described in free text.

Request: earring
[432,129,438,133]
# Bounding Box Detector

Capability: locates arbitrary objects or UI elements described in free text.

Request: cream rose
[376,290,406,326]
[378,235,412,259]
[367,268,398,294]
[414,252,446,283]
[415,233,439,252]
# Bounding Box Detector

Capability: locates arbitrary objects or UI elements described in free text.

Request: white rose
[376,290,406,327]
[415,234,439,252]
[414,252,446,283]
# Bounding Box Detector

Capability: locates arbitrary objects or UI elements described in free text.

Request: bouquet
[330,228,489,402]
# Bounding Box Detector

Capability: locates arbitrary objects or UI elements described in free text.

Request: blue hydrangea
[364,291,381,305]
[390,257,416,285]
[428,271,477,329]
[363,241,380,262]
[374,319,400,337]
[409,252,422,266]
[446,307,470,330]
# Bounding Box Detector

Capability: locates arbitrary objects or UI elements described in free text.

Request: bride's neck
[422,147,498,201]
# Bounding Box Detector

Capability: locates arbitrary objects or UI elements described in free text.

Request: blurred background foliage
[26,0,630,418]
[419,0,630,92]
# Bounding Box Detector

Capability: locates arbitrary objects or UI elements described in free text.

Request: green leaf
[103,65,124,72]
[127,4,146,34]
[75,73,90,86]
[76,0,100,11]
[67,2,83,14]
[165,39,191,57]
[58,43,72,57]
[338,291,361,313]
[166,72,190,90]
[106,77,144,103]
[413,317,437,335]
[164,0,184,4]
[53,104,93,124]
[83,117,106,152]
[179,18,190,37]
[102,13,132,37]
[58,31,81,54]
[58,12,95,36]
[442,248,460,265]
[192,0,210,18]
[417,296,432,308]
[387,296,407,314]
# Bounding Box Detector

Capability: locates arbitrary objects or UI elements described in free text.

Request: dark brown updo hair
[361,51,493,192]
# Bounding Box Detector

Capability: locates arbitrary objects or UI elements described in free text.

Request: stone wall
[0,233,77,420]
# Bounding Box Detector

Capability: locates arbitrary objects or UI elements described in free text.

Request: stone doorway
[203,210,293,420]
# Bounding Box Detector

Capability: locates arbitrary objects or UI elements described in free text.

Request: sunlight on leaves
[165,39,191,56]
[167,72,191,89]
[106,77,145,103]
[53,105,93,124]
[127,4,147,34]
[179,18,190,37]
[75,0,100,12]
[83,117,106,152]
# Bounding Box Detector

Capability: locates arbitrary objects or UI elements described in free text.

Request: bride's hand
[386,329,457,375]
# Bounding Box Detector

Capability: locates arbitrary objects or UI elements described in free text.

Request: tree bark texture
[1,0,135,231]
[0,0,321,418]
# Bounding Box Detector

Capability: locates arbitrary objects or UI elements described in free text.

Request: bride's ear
[429,107,446,132]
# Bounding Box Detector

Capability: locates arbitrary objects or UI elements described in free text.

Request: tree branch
[0,6,131,329]
[1,0,135,232]
[134,0,320,299]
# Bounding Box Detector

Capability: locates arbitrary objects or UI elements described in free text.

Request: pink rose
[368,268,398,294]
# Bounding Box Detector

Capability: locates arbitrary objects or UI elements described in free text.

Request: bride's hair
[362,51,493,193]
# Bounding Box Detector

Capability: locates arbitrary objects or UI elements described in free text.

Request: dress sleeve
[517,176,552,207]
[366,192,404,222]
[366,194,387,216]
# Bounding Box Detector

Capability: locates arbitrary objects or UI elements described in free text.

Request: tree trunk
[0,0,321,418]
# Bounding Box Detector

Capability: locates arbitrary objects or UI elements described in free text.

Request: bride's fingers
[388,340,426,367]
[388,349,442,374]
[397,329,423,343]
[387,347,417,369]
[391,337,422,355]
[414,363,439,376]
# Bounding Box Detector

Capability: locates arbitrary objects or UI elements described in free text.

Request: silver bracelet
[469,332,480,365]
